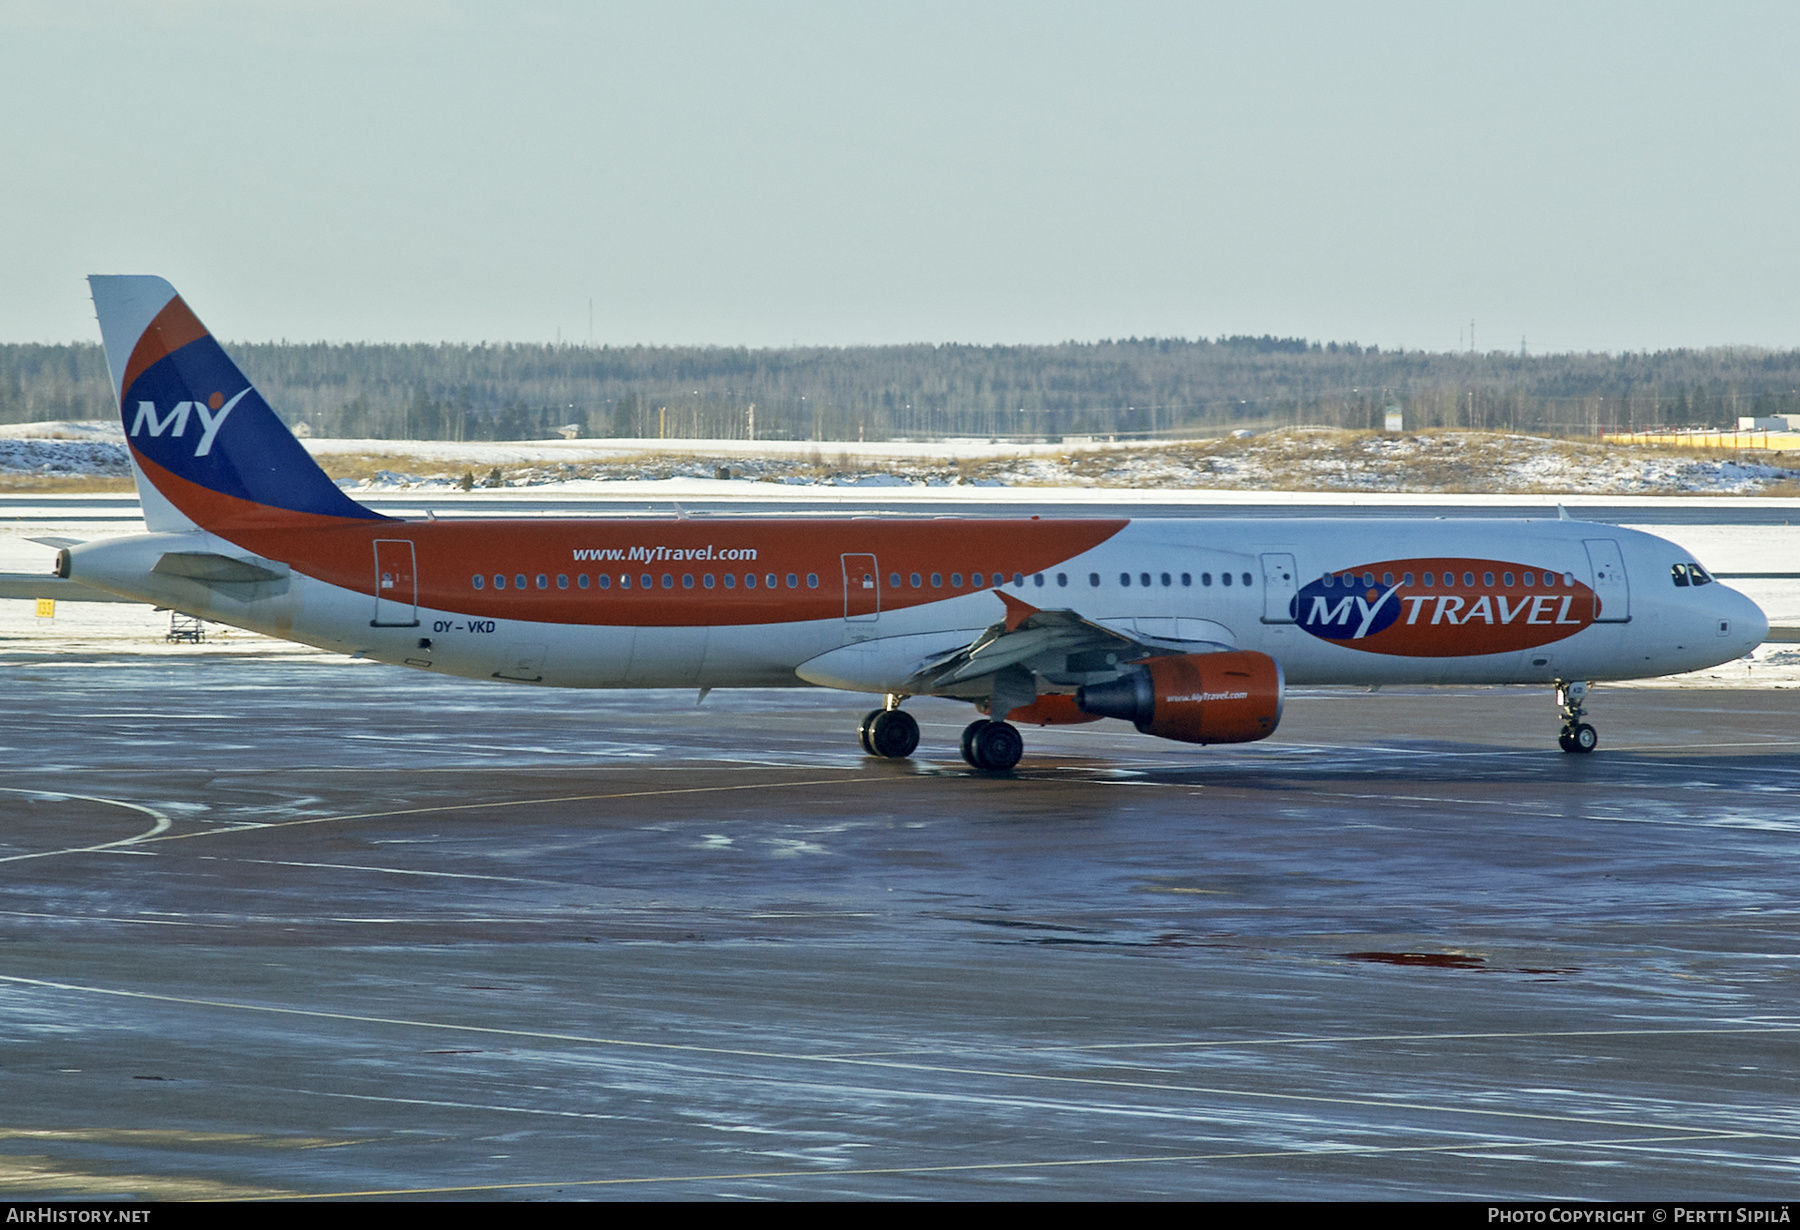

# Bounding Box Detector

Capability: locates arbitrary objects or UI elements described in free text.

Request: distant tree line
[5,335,1799,441]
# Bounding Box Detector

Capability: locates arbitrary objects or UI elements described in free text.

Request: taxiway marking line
[258,1131,1763,1199]
[2,974,1793,1146]
[820,1021,1800,1056]
[0,789,171,864]
[3,776,881,861]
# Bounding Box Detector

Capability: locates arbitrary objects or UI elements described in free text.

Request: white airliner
[36,276,1770,769]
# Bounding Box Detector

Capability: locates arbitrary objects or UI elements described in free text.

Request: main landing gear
[960,719,1024,772]
[856,696,1025,772]
[1556,680,1598,754]
[858,697,919,760]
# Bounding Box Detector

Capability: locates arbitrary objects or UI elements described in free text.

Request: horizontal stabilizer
[0,574,143,603]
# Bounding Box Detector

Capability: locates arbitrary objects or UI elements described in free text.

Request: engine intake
[1076,650,1285,745]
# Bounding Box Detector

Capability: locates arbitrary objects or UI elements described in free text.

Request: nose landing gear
[1556,680,1597,753]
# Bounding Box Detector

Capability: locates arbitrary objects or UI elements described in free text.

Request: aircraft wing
[797,590,1233,711]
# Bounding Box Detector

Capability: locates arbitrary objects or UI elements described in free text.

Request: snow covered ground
[4,421,1799,497]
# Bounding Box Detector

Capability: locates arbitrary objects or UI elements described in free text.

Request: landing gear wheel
[960,719,991,767]
[966,720,1023,772]
[866,708,919,759]
[858,709,881,755]
[1554,681,1597,755]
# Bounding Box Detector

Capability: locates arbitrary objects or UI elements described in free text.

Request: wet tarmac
[1,659,1798,1199]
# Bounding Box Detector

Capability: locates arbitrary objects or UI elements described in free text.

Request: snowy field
[4,420,1800,497]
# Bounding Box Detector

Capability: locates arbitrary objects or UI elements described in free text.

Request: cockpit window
[1671,563,1690,587]
[1671,562,1712,588]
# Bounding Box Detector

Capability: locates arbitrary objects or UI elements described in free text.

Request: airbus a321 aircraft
[55,275,1767,770]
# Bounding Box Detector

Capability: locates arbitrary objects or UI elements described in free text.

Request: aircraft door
[1260,553,1298,623]
[1583,539,1631,622]
[842,553,880,622]
[372,539,419,627]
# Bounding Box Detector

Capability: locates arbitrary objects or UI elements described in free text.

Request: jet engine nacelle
[1076,651,1285,745]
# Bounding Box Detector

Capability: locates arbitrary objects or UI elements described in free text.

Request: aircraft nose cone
[1732,589,1769,654]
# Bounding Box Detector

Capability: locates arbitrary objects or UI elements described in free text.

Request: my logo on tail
[128,388,249,457]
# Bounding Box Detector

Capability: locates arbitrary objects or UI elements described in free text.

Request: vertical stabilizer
[88,275,385,531]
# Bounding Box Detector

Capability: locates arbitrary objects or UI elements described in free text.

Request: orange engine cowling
[1075,651,1285,745]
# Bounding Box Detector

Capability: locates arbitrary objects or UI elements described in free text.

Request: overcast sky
[3,2,1797,352]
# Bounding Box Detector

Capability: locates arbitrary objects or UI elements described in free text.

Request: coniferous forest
[4,336,1798,442]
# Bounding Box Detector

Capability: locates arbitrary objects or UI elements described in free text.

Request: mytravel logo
[128,388,248,458]
[1292,558,1596,657]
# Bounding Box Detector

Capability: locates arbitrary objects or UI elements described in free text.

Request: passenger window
[1382,572,1393,586]
[1120,572,1131,587]
[1057,573,1068,587]
[890,573,901,589]
[557,574,569,589]
[1012,573,1024,586]
[1202,572,1212,587]
[598,574,611,590]
[952,573,964,587]
[1139,572,1150,587]
[1422,572,1434,586]
[1160,572,1171,587]
[806,573,819,588]
[1090,572,1100,586]
[785,573,798,588]
[972,573,985,587]
[1522,571,1535,586]
[910,572,922,588]
[577,574,590,589]
[619,574,631,589]
[1322,573,1334,588]
[723,573,735,589]
[703,574,715,589]
[765,573,778,588]
[1221,572,1232,587]
[744,573,756,589]
[1181,573,1191,586]
[1502,572,1514,586]
[1402,572,1413,586]
[682,574,694,588]
[1562,572,1575,586]
[1462,572,1475,587]
[1483,571,1495,586]
[661,574,674,589]
[472,575,485,589]
[641,573,654,589]
[1242,572,1253,587]
[931,573,942,587]
[536,574,548,589]
[1033,573,1045,587]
